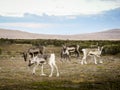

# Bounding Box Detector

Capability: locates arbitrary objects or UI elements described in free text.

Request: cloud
[0,0,120,17]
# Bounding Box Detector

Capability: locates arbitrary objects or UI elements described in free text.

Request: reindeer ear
[23,52,28,62]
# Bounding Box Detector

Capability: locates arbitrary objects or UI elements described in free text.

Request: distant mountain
[0,28,120,40]
[71,29,120,40]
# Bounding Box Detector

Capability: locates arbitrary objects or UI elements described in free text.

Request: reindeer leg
[81,55,87,65]
[40,64,46,76]
[53,63,59,77]
[68,55,71,62]
[97,55,103,64]
[60,53,64,62]
[84,58,87,64]
[81,58,84,65]
[60,58,64,63]
[93,55,97,64]
[77,51,80,59]
[49,63,54,77]
[32,64,38,75]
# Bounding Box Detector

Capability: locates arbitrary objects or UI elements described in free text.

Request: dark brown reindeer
[23,46,45,62]
[61,44,80,62]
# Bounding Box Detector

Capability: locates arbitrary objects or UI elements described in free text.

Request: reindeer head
[28,56,37,67]
[98,46,104,51]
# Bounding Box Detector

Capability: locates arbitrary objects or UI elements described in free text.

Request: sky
[0,0,120,35]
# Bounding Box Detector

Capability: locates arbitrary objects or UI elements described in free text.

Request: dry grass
[0,44,120,90]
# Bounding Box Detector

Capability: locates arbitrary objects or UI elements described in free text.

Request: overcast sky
[0,0,120,34]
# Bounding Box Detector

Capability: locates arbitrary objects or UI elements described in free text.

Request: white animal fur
[29,53,59,77]
[81,46,103,65]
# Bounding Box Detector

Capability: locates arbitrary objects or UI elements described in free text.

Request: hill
[0,28,120,40]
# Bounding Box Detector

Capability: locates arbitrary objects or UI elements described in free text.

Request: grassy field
[0,44,120,90]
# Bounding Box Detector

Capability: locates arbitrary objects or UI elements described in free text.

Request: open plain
[0,44,120,90]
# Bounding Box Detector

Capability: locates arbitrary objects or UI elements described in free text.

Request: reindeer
[28,53,59,77]
[81,46,104,65]
[60,46,70,62]
[23,46,45,61]
[22,46,59,77]
[61,44,80,62]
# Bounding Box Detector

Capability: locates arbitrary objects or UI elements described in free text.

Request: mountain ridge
[0,28,120,40]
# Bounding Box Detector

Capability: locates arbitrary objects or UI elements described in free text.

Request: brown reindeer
[61,44,80,62]
[23,46,45,62]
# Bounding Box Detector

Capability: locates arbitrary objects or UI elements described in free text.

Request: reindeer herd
[23,44,104,77]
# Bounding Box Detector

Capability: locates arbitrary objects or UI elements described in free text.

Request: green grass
[0,79,119,90]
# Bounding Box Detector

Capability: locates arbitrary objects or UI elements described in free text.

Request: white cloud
[0,0,120,16]
[66,16,77,19]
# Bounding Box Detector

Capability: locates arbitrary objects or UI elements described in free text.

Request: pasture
[0,43,120,90]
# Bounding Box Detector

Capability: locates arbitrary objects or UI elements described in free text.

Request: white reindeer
[81,46,104,65]
[28,53,59,77]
